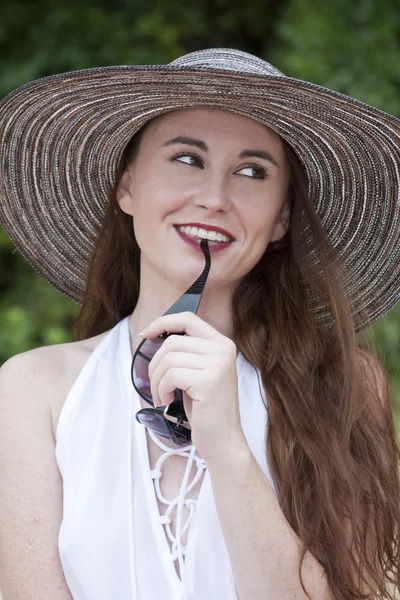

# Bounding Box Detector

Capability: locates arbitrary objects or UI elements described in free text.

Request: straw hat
[0,48,399,331]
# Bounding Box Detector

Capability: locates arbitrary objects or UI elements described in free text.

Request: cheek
[133,194,188,238]
[242,201,279,236]
[149,180,199,220]
[248,185,287,228]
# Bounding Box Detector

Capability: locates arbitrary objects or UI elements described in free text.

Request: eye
[236,164,268,180]
[171,152,204,168]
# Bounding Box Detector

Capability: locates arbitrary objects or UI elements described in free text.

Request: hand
[140,311,247,462]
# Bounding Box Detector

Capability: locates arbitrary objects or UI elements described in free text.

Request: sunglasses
[131,239,211,446]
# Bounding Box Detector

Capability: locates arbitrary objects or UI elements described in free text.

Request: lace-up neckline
[145,427,207,598]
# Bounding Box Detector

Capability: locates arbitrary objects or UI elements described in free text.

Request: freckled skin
[116,107,291,346]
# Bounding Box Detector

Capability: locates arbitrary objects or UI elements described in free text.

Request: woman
[0,48,399,600]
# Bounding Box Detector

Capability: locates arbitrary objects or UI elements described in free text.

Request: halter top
[55,316,277,599]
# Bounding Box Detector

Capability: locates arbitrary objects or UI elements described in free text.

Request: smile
[176,225,232,243]
[174,226,234,254]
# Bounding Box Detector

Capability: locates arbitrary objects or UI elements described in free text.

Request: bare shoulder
[0,329,110,440]
[0,333,114,600]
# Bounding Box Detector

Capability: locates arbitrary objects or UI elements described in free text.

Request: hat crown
[169,47,285,77]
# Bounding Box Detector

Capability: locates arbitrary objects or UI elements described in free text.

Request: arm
[206,438,335,600]
[206,348,392,600]
[0,351,73,600]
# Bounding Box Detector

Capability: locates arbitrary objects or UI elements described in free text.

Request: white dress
[55,316,277,599]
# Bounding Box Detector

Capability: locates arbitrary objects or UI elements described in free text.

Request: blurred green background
[0,0,399,427]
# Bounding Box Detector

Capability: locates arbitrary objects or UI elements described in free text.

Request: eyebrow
[163,136,279,167]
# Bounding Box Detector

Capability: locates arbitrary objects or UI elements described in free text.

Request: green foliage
[371,306,400,411]
[0,0,288,98]
[0,234,77,363]
[270,0,400,115]
[0,0,399,426]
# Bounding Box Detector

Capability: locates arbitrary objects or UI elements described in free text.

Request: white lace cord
[151,452,204,545]
[147,429,207,598]
[176,444,196,599]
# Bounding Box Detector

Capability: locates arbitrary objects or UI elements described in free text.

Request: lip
[174,227,234,254]
[174,222,235,240]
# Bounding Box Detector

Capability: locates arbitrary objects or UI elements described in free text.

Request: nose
[192,172,232,213]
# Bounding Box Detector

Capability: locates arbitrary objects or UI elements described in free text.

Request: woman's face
[117,108,290,291]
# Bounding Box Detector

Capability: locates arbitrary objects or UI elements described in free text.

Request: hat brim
[0,64,399,331]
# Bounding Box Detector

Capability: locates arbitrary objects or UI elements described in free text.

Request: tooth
[177,225,231,242]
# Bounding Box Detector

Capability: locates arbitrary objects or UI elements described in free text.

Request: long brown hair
[74,119,400,599]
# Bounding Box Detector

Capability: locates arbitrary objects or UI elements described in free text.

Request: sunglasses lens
[132,336,192,446]
[135,408,191,445]
[135,408,174,437]
[131,337,164,402]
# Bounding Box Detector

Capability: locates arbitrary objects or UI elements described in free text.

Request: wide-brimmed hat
[0,47,399,331]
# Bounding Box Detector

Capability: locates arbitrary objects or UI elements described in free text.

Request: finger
[150,352,207,406]
[141,312,229,344]
[156,367,203,407]
[148,336,215,378]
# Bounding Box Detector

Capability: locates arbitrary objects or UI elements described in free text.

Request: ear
[270,201,290,242]
[116,170,135,216]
